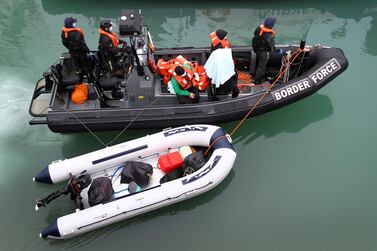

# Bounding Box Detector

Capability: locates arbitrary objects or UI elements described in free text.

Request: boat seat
[98,73,121,90]
[52,58,81,87]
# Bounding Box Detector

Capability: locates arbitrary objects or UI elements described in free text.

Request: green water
[1,0,377,250]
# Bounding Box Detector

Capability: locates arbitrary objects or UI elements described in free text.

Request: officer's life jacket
[62,27,85,51]
[252,24,276,52]
[258,25,275,37]
[62,27,84,39]
[98,29,119,47]
[209,31,230,49]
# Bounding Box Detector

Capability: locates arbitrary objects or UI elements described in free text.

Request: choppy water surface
[0,0,376,250]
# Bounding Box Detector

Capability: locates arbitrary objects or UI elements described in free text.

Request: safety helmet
[100,20,113,30]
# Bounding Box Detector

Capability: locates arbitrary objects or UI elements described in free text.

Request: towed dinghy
[28,11,348,133]
[34,124,236,239]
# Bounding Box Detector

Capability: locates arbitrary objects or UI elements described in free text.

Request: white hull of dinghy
[34,125,229,184]
[37,125,236,239]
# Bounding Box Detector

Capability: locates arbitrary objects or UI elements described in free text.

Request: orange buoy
[71,83,89,104]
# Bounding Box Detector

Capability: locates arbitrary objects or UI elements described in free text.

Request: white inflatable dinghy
[34,124,237,239]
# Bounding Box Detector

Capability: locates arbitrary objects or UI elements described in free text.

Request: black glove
[119,39,127,45]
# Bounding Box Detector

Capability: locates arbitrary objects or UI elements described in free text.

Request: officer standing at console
[98,20,130,75]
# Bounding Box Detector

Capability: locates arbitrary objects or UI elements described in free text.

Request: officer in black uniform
[97,20,130,75]
[252,17,282,84]
[61,17,90,79]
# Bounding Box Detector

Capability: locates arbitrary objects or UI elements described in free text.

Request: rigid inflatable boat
[29,11,348,133]
[34,124,236,239]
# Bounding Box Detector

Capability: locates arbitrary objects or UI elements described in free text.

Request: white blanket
[204,48,235,88]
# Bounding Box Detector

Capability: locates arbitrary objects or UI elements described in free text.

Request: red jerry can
[157,151,184,173]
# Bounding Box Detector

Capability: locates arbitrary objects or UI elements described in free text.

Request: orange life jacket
[148,59,159,73]
[157,58,174,84]
[158,55,191,86]
[98,28,119,47]
[190,62,209,91]
[168,56,195,90]
[157,55,209,90]
[209,31,230,49]
[62,27,84,39]
[258,25,275,37]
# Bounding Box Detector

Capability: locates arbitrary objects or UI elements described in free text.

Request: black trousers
[255,51,269,84]
[208,74,240,100]
[70,50,89,76]
[177,86,200,104]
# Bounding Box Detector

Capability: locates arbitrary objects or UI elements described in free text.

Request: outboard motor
[35,173,92,210]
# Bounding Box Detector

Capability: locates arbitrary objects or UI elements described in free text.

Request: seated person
[158,55,209,92]
[205,29,239,100]
[98,19,130,76]
[169,65,200,104]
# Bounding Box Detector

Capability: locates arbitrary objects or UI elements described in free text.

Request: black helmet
[100,20,112,30]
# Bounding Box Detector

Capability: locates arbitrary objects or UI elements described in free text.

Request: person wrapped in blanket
[204,29,239,101]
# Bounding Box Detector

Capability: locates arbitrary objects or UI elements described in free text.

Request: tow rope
[204,48,304,156]
[69,95,162,147]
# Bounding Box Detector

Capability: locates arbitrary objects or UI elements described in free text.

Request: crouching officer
[98,20,130,75]
[61,17,90,79]
[252,17,283,84]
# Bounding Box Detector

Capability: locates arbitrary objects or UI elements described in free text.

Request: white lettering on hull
[309,58,341,84]
[272,79,311,101]
[272,58,341,102]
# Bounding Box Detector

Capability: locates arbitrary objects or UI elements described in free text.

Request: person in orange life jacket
[206,29,239,101]
[171,65,200,104]
[61,17,90,79]
[210,29,231,52]
[252,17,283,84]
[98,20,130,74]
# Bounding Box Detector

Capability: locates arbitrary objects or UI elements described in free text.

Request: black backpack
[182,151,206,176]
[121,161,153,187]
[88,177,114,206]
[160,168,184,184]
